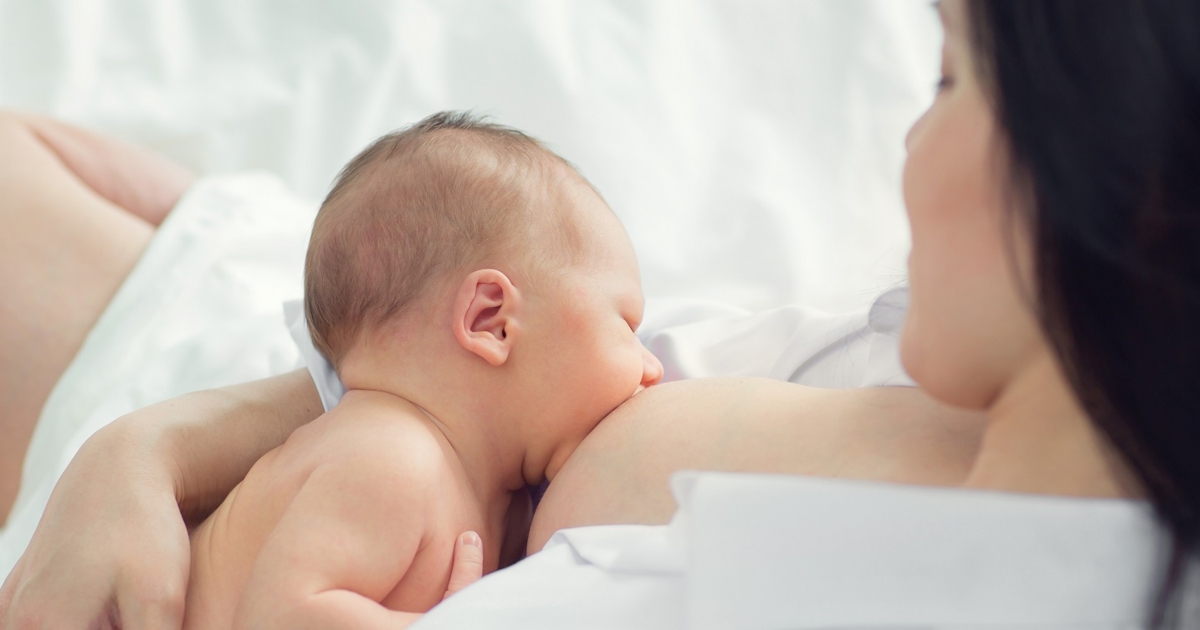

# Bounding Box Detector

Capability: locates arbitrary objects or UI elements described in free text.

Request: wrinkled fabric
[415,472,1161,629]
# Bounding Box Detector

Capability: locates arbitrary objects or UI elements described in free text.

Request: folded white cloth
[638,283,913,388]
[415,472,1161,629]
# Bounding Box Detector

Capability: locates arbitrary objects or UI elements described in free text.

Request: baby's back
[181,394,491,629]
[184,419,329,629]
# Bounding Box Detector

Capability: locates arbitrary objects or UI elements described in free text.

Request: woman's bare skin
[0,111,194,523]
[531,378,985,551]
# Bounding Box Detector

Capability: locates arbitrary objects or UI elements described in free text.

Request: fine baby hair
[304,111,584,368]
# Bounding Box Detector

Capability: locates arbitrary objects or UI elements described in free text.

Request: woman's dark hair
[964,0,1200,625]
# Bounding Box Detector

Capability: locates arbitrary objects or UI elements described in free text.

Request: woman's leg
[0,111,195,523]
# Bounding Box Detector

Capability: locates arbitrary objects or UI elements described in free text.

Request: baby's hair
[304,111,583,368]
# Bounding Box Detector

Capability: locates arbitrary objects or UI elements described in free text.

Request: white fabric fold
[283,300,346,412]
[415,472,1161,629]
[683,473,1160,629]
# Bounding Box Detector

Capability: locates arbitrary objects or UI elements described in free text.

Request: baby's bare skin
[185,391,511,629]
[183,119,661,629]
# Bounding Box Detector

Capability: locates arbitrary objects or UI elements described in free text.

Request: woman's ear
[452,269,519,366]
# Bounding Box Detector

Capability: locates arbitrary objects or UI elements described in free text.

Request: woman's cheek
[899,97,990,406]
[900,113,943,389]
[900,88,1034,410]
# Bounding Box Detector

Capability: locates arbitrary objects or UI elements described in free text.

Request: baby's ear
[452,269,519,366]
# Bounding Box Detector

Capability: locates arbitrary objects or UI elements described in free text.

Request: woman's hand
[2,500,484,630]
[1,456,486,630]
[0,422,191,630]
[0,366,484,629]
[1,370,323,629]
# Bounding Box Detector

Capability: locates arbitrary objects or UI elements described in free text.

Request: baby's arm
[234,447,437,630]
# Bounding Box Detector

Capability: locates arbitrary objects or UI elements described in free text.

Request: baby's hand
[443,531,484,600]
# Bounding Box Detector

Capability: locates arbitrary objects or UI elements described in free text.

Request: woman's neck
[962,350,1138,499]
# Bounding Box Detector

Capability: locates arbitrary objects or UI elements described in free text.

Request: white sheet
[0,0,938,313]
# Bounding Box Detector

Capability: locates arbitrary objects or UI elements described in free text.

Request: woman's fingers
[442,531,484,600]
[0,554,110,629]
[1,427,194,630]
[1,530,190,630]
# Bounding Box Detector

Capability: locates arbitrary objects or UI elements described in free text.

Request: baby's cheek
[570,356,625,422]
[601,348,644,407]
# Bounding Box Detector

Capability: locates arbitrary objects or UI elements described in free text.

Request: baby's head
[305,111,662,477]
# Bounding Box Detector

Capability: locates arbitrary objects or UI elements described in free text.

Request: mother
[5,0,1200,626]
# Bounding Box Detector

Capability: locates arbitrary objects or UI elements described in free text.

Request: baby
[182,111,663,629]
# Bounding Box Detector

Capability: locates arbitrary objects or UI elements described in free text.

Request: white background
[0,0,940,312]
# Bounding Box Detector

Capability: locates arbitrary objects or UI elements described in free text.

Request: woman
[4,0,1200,626]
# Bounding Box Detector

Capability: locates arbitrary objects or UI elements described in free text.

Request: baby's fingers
[442,531,484,600]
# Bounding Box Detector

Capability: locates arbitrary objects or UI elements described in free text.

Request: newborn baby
[183,112,663,629]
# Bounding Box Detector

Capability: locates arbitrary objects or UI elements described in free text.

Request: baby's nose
[641,346,664,388]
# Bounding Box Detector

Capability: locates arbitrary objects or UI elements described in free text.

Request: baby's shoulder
[317,404,453,488]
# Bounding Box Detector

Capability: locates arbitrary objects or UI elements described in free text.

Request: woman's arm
[161,370,324,521]
[0,369,322,630]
